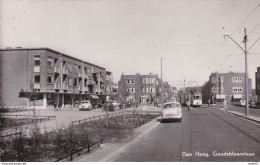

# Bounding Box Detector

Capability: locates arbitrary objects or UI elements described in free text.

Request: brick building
[0,47,112,109]
[256,66,260,102]
[118,73,172,104]
[201,72,252,103]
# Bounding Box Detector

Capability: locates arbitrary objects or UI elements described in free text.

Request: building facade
[118,73,172,104]
[256,66,260,102]
[201,72,252,103]
[0,48,112,109]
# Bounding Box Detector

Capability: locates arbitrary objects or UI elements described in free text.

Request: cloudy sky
[1,0,260,89]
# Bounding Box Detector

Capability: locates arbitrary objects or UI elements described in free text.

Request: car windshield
[82,101,90,104]
[164,103,179,109]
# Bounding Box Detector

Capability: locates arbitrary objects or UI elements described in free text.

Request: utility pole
[224,28,259,116]
[244,28,249,116]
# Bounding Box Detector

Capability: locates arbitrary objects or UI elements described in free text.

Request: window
[35,74,40,83]
[212,87,216,93]
[127,78,135,84]
[68,77,73,86]
[74,78,78,86]
[212,77,216,83]
[150,88,155,93]
[73,65,78,73]
[150,78,154,84]
[47,74,53,84]
[232,77,242,83]
[233,87,242,92]
[67,63,72,71]
[47,57,53,67]
[34,56,40,66]
[217,87,224,93]
[127,88,135,93]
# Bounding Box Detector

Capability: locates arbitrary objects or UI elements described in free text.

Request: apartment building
[118,73,172,103]
[201,72,252,103]
[256,66,260,102]
[0,47,111,109]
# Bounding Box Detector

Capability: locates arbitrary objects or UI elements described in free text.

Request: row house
[0,47,110,109]
[201,72,252,103]
[118,73,172,104]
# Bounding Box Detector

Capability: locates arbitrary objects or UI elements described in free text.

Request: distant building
[118,73,172,104]
[0,47,112,109]
[201,72,252,103]
[256,66,260,102]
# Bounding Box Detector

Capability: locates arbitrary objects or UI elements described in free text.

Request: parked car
[249,101,257,108]
[79,100,92,111]
[232,100,246,107]
[161,102,182,122]
[111,100,120,107]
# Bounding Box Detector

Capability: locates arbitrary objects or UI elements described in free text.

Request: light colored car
[161,102,182,122]
[79,100,92,111]
[232,100,246,107]
[111,100,120,107]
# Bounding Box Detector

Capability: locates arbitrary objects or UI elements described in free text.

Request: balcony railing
[54,67,60,73]
[34,83,40,89]
[63,84,69,90]
[34,66,40,72]
[63,69,69,75]
[54,83,60,89]
[79,86,83,91]
[78,73,82,77]
[84,87,89,92]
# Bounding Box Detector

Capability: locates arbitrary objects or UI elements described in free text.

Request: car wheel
[179,118,182,122]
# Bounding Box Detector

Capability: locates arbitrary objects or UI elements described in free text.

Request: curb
[99,116,161,162]
[227,111,260,123]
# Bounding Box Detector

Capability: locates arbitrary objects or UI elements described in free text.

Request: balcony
[34,83,40,89]
[84,87,89,92]
[84,74,88,79]
[34,66,40,72]
[63,69,69,75]
[63,84,69,90]
[79,86,83,91]
[78,73,82,77]
[54,67,60,73]
[54,83,60,89]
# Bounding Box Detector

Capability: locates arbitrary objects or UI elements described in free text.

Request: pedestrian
[187,100,191,111]
[54,103,58,111]
[208,99,210,106]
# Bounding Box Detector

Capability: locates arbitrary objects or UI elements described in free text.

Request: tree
[120,79,130,101]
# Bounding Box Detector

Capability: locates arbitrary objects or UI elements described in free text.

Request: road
[113,106,260,162]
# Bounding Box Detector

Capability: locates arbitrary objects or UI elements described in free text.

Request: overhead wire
[231,4,260,35]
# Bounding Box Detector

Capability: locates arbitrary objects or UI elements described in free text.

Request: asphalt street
[113,106,260,162]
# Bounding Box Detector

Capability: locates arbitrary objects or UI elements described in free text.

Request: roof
[0,47,105,70]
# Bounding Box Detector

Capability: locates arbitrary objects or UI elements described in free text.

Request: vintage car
[79,100,92,111]
[161,102,182,122]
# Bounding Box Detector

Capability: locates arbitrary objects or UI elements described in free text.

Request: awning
[216,94,225,99]
[233,94,242,99]
[90,95,99,99]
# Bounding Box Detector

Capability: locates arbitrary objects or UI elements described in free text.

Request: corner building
[0,48,110,109]
[202,72,252,103]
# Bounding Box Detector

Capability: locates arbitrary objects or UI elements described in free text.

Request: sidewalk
[208,104,260,123]
[74,115,161,162]
[227,111,260,123]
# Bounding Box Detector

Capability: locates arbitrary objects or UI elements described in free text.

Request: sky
[1,0,260,89]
